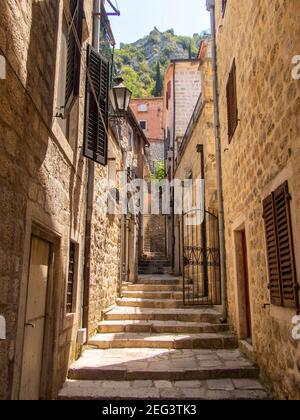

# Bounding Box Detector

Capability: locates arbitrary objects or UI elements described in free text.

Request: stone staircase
[58,274,270,400]
[138,255,171,275]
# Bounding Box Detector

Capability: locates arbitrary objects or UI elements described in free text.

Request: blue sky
[108,0,211,47]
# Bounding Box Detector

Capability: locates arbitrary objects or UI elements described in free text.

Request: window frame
[139,120,147,131]
[66,241,79,315]
[137,104,148,113]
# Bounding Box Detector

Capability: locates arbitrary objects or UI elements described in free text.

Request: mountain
[114,27,210,98]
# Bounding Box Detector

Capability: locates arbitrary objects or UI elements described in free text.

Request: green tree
[152,62,163,97]
[151,160,166,183]
[188,43,192,59]
[121,66,147,98]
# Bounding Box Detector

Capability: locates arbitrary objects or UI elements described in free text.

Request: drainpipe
[206,0,227,321]
[171,62,176,270]
[197,144,208,296]
[82,0,101,334]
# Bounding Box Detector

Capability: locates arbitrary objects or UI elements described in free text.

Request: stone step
[67,348,260,382]
[88,332,237,350]
[137,275,181,285]
[137,279,180,285]
[139,262,170,268]
[138,269,171,275]
[98,320,229,334]
[104,307,223,323]
[122,284,182,292]
[139,258,170,263]
[116,298,184,309]
[122,290,183,299]
[141,255,168,261]
[58,378,270,400]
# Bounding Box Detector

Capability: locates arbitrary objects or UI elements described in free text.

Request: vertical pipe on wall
[197,144,208,297]
[171,62,176,270]
[206,0,228,320]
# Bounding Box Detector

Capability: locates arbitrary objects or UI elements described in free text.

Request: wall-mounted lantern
[110,77,132,115]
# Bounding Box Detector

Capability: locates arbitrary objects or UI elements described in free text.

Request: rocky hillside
[115,27,210,98]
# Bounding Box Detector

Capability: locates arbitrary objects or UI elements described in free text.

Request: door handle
[25,323,35,328]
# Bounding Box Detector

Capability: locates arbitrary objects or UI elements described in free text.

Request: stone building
[173,39,218,278]
[162,59,202,266]
[130,98,167,258]
[130,97,164,173]
[210,0,300,399]
[0,0,147,400]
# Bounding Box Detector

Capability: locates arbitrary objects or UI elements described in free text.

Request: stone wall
[89,132,122,334]
[175,56,216,212]
[143,215,166,255]
[174,48,217,275]
[130,98,164,141]
[174,61,201,140]
[147,139,165,172]
[0,0,93,399]
[215,0,300,399]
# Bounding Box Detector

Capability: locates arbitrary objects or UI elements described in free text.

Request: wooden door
[241,231,252,339]
[19,236,50,400]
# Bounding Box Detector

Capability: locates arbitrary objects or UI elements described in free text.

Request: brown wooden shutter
[222,0,228,17]
[273,182,298,308]
[65,0,84,111]
[263,194,282,306]
[226,59,238,143]
[84,45,109,166]
[263,182,299,308]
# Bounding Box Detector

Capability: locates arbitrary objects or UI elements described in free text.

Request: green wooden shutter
[84,45,109,165]
[65,0,84,111]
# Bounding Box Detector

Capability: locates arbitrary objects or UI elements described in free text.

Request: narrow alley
[0,0,300,403]
[59,262,269,400]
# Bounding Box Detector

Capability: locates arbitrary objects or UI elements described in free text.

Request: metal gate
[182,209,221,306]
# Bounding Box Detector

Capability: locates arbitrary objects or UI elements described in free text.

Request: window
[66,241,78,314]
[138,104,148,112]
[84,45,110,165]
[222,0,227,17]
[139,121,147,130]
[263,181,299,309]
[57,0,84,136]
[226,59,238,142]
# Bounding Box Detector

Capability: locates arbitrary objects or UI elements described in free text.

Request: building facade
[213,0,300,399]
[0,0,93,400]
[130,97,164,173]
[162,59,202,266]
[173,39,217,277]
[0,0,146,400]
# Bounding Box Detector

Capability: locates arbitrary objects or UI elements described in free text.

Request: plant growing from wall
[151,160,166,183]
